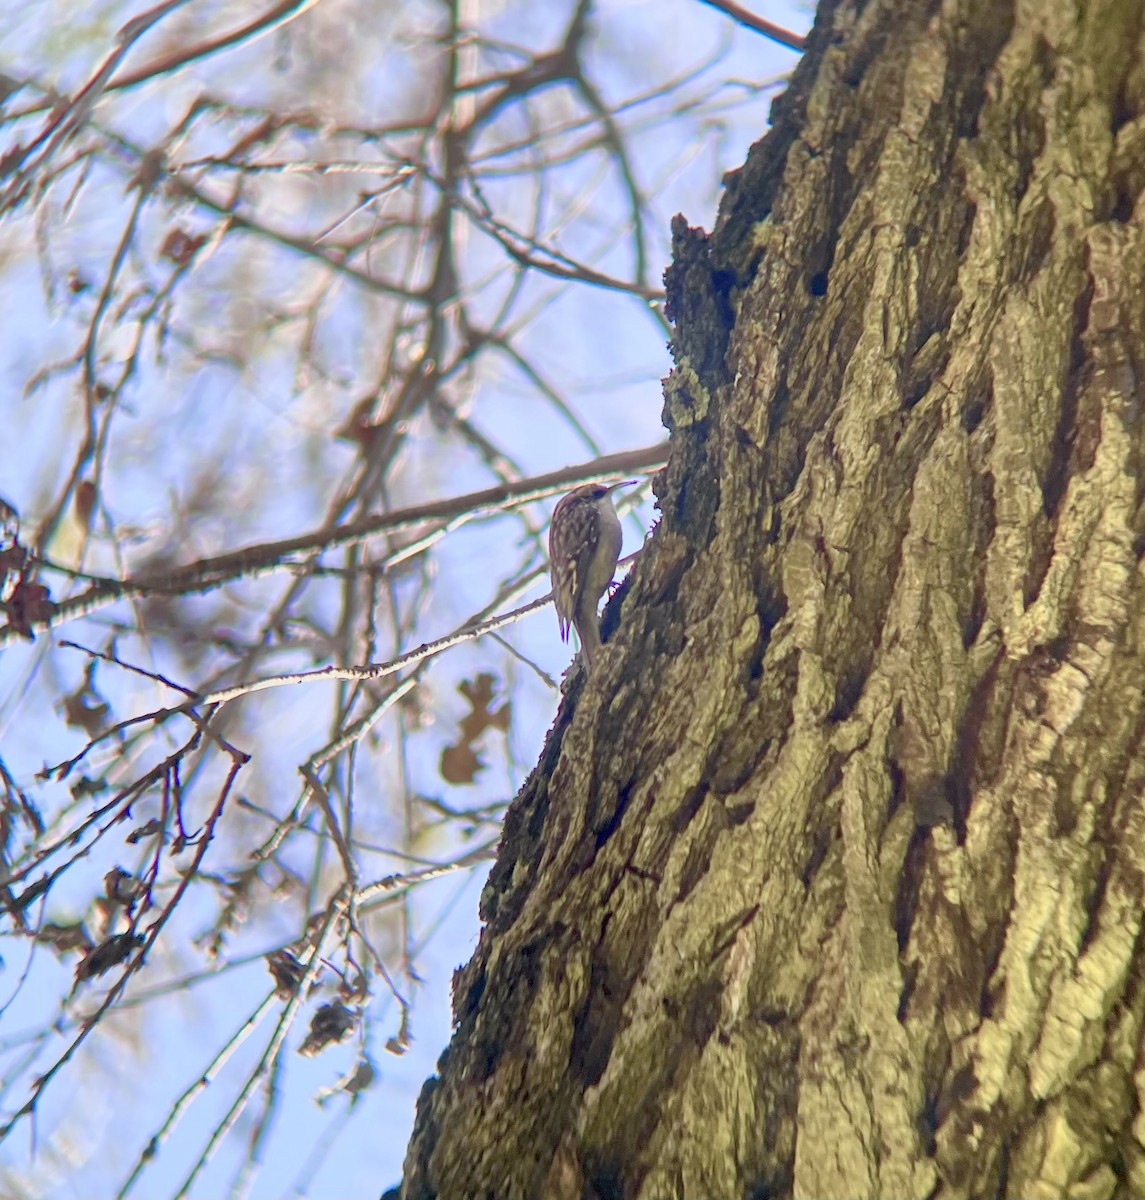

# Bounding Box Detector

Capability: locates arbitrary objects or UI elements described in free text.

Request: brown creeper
[548,481,632,670]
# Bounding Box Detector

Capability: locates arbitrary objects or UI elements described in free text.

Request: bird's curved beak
[605,479,638,493]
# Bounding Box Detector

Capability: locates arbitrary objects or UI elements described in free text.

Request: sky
[0,0,810,1195]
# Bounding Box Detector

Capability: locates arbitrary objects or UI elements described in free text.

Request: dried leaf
[298,1000,356,1057]
[61,684,109,738]
[4,580,54,639]
[439,673,510,785]
[267,948,305,1000]
[75,932,144,982]
[458,673,511,741]
[440,742,482,785]
[160,227,206,266]
[334,396,379,447]
[126,817,164,845]
[36,921,93,956]
[71,775,108,799]
[104,867,143,906]
[315,1057,375,1107]
[384,1006,412,1056]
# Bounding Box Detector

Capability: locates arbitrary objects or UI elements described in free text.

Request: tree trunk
[401,0,1145,1195]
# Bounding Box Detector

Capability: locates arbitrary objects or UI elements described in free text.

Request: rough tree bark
[401,0,1145,1195]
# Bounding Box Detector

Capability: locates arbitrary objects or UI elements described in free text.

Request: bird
[548,480,632,671]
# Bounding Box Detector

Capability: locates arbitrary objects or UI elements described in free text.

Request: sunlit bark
[402,1,1145,1196]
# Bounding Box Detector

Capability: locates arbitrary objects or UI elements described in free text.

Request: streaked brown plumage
[548,481,630,670]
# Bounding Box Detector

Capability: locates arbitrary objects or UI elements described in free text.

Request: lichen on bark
[401,2,1145,1197]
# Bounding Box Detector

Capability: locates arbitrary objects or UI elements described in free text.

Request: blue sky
[0,0,809,1195]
